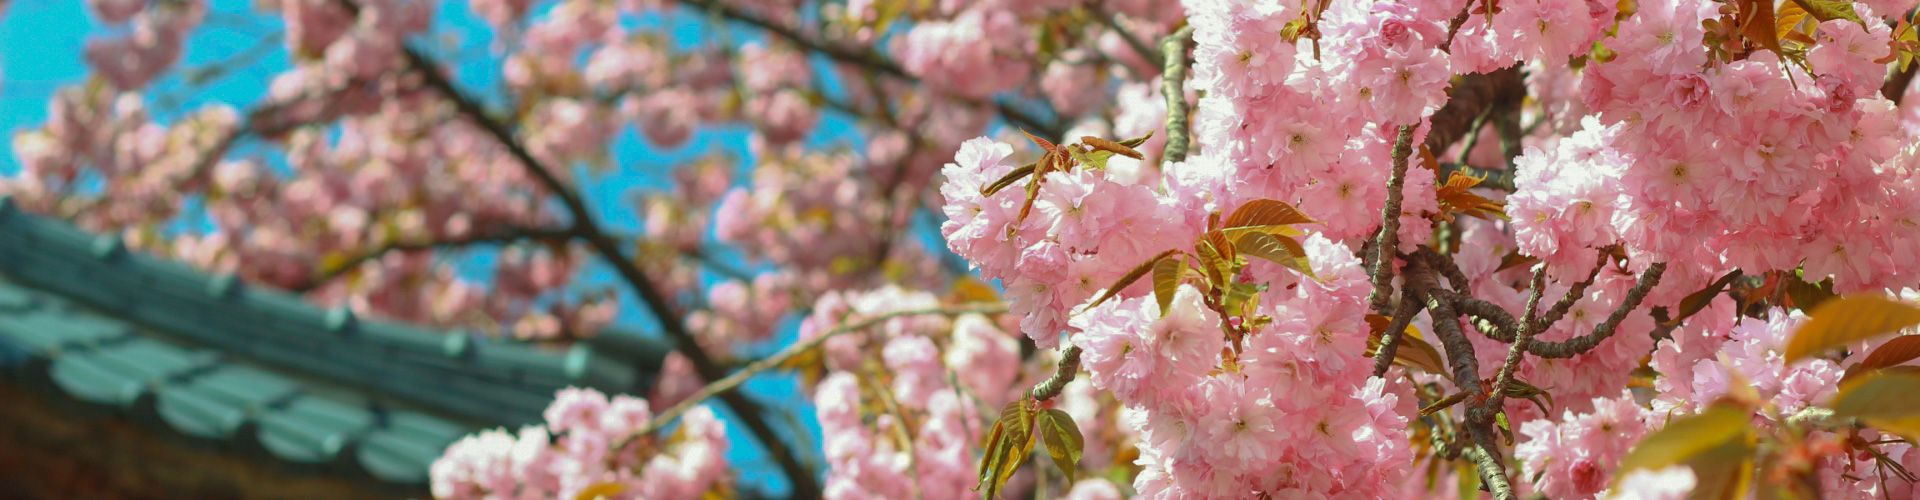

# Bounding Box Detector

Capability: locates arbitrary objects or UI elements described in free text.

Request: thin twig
[1526,263,1667,359]
[1094,9,1163,69]
[1160,25,1196,164]
[1530,250,1613,333]
[1029,345,1084,401]
[1485,265,1549,414]
[635,302,1008,437]
[291,226,575,292]
[675,0,1063,138]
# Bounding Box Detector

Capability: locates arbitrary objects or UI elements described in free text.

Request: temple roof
[0,195,669,485]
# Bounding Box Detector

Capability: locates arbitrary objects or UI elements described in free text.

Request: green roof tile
[0,205,670,486]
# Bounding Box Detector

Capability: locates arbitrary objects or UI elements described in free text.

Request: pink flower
[1145,285,1225,376]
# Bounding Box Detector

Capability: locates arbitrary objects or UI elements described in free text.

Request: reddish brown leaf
[1740,0,1783,56]
[1081,136,1144,160]
[1083,249,1182,313]
[1020,128,1058,153]
[1223,199,1317,229]
[1857,335,1920,372]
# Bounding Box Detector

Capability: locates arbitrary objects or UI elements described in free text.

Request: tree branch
[635,302,1009,438]
[1369,125,1420,314]
[1407,260,1516,500]
[1528,250,1611,334]
[1160,25,1196,164]
[290,226,576,293]
[1373,291,1424,378]
[1424,66,1525,157]
[675,0,1063,138]
[1028,345,1083,401]
[1524,262,1666,359]
[1094,9,1163,69]
[1462,441,1516,500]
[400,46,825,498]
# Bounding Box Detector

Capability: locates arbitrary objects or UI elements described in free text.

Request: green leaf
[1194,237,1232,288]
[975,400,1037,500]
[1223,199,1317,229]
[1784,276,1836,311]
[1234,231,1315,279]
[1082,249,1182,314]
[1784,295,1920,363]
[1681,436,1756,500]
[1788,0,1863,23]
[1831,371,1920,439]
[1068,147,1119,170]
[1151,255,1188,318]
[1036,409,1084,482]
[1117,130,1155,148]
[1221,282,1265,317]
[1615,403,1753,484]
[1834,371,1920,416]
[981,163,1036,196]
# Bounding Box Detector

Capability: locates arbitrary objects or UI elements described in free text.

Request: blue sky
[0,0,891,495]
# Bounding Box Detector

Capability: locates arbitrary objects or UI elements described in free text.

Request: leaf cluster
[1079,199,1320,353]
[973,399,1085,499]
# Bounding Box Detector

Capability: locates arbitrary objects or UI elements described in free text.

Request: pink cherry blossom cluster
[83,0,206,90]
[798,286,1035,500]
[1512,0,1920,295]
[1067,241,1414,497]
[939,138,1191,349]
[430,387,731,500]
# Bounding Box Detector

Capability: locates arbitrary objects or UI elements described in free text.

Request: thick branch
[1424,66,1526,157]
[1029,345,1084,401]
[1160,25,1196,164]
[1414,247,1472,294]
[1369,125,1420,314]
[1462,441,1517,500]
[1408,261,1515,500]
[401,47,823,498]
[1526,263,1667,359]
[636,302,1008,438]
